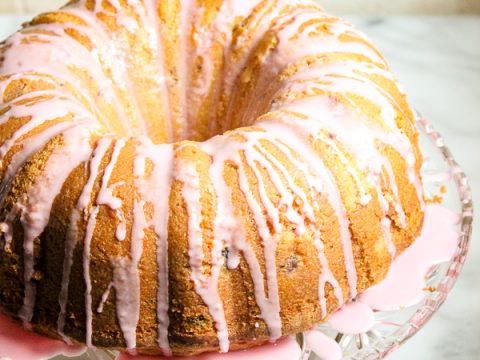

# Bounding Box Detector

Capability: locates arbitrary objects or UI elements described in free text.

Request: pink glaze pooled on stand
[305,331,343,360]
[359,203,459,311]
[0,313,85,360]
[309,203,460,360]
[327,301,375,335]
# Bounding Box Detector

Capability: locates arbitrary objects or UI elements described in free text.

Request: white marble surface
[1,0,480,14]
[0,14,478,360]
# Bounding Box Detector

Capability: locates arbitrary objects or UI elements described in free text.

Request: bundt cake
[0,0,424,356]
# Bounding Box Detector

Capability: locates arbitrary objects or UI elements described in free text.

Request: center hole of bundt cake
[139,108,271,144]
[111,59,277,143]
[118,91,271,144]
[139,95,272,144]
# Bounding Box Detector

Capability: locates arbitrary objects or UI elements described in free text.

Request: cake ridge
[57,136,113,339]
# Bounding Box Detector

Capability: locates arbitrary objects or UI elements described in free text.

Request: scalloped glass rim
[50,113,473,360]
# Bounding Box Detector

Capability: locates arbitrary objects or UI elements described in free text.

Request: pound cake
[0,0,424,356]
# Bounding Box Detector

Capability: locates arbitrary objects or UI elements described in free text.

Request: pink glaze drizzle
[57,137,113,337]
[0,0,427,356]
[83,138,126,346]
[173,155,230,352]
[133,139,174,355]
[17,126,94,326]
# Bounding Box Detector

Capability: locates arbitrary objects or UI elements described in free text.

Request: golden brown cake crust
[0,0,424,356]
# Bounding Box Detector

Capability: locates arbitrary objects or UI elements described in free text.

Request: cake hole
[283,255,299,273]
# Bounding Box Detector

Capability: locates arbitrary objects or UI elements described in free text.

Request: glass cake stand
[49,114,472,360]
[301,113,474,360]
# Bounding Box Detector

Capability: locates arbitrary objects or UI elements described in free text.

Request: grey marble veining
[0,14,479,360]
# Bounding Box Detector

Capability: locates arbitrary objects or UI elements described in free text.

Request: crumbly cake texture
[0,0,424,356]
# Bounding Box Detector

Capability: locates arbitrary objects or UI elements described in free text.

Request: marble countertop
[0,14,478,360]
